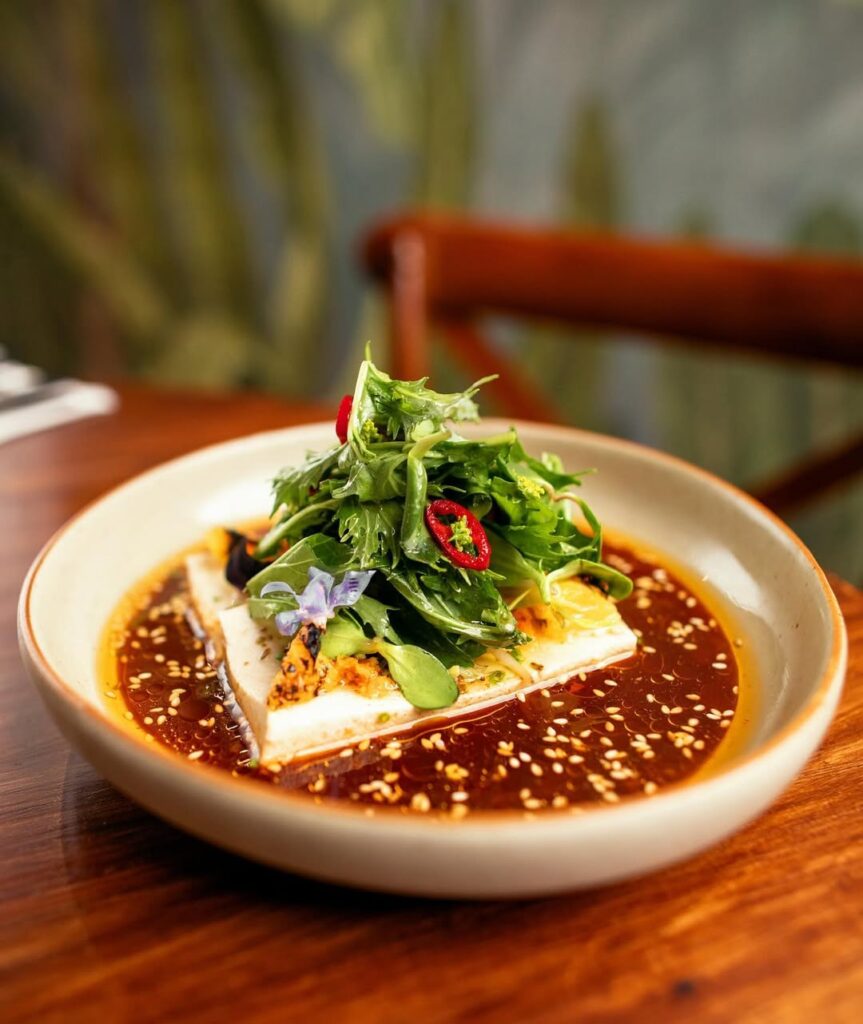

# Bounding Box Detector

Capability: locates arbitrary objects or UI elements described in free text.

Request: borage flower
[261,567,375,637]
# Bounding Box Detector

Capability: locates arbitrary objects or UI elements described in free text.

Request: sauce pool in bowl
[102,540,748,816]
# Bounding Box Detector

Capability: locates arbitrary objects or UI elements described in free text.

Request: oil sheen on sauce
[106,543,742,816]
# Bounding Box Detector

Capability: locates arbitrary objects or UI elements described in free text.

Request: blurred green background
[1,0,862,579]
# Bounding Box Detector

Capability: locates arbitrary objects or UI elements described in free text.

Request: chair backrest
[360,211,863,514]
[363,212,863,366]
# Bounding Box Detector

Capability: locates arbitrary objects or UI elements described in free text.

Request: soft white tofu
[186,550,637,766]
[185,552,239,658]
[218,603,283,745]
[216,589,635,767]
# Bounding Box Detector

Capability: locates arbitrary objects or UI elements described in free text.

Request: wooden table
[1,385,861,1024]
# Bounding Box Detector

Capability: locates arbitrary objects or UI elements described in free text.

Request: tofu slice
[185,552,240,659]
[208,575,636,767]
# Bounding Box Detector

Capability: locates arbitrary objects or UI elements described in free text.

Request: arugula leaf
[270,445,341,515]
[388,568,525,645]
[255,499,339,555]
[510,439,591,490]
[350,356,493,443]
[332,449,407,502]
[247,353,631,665]
[547,558,633,600]
[247,534,350,609]
[352,596,401,642]
[488,531,550,601]
[399,453,445,567]
[388,605,484,668]
[336,499,402,567]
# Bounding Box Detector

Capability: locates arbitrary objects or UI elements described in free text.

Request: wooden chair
[360,212,863,516]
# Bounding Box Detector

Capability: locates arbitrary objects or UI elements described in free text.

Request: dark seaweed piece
[225,530,267,590]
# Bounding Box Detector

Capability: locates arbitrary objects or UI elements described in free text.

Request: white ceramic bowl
[18,422,847,898]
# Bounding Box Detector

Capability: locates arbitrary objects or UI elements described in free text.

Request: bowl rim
[18,419,848,834]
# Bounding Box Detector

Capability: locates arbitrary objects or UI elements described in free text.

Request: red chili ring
[424,498,491,571]
[335,394,353,444]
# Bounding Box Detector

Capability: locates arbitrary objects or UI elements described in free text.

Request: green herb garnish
[247,351,631,710]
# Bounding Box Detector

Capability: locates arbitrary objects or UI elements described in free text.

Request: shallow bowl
[18,421,847,898]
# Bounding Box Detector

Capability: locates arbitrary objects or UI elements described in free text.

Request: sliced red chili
[424,498,491,571]
[335,394,353,443]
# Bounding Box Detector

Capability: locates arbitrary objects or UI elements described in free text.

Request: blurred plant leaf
[0,188,77,375]
[268,0,417,148]
[268,235,329,384]
[330,0,417,148]
[62,0,178,301]
[782,201,863,467]
[146,312,259,389]
[148,0,258,323]
[560,99,621,227]
[674,204,714,241]
[657,206,720,471]
[415,0,475,206]
[522,98,621,429]
[0,3,56,121]
[220,0,331,392]
[336,293,387,395]
[267,0,342,30]
[0,149,169,342]
[790,200,862,254]
[787,198,863,574]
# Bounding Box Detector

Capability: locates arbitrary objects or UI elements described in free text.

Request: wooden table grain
[1,385,861,1024]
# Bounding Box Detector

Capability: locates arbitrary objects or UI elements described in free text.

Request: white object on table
[0,360,45,395]
[0,378,119,445]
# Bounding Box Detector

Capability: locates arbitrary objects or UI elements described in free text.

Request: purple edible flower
[261,567,375,637]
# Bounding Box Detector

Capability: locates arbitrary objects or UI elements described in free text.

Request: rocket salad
[233,353,631,711]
